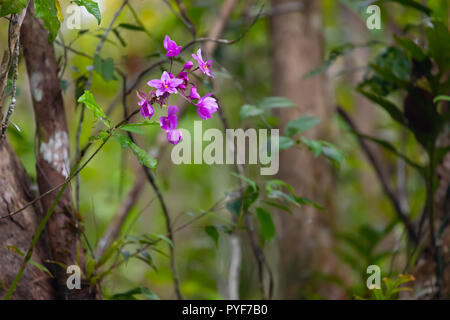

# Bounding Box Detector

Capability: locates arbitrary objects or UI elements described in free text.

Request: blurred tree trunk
[19,4,99,299]
[269,0,344,299]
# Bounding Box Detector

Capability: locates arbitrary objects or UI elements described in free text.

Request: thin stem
[121,75,183,300]
[75,0,129,211]
[1,40,20,138]
[337,106,418,243]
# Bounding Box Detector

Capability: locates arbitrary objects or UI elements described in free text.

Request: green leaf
[226,197,242,216]
[259,96,295,109]
[7,246,54,278]
[278,136,295,150]
[73,0,101,25]
[77,90,110,127]
[265,180,323,209]
[256,208,276,242]
[0,0,27,16]
[118,23,145,31]
[110,287,160,300]
[266,179,295,196]
[242,185,259,212]
[284,116,321,137]
[357,87,407,127]
[425,21,450,72]
[119,121,157,134]
[35,0,61,42]
[89,130,109,143]
[205,226,219,247]
[321,142,345,168]
[148,233,172,247]
[263,200,292,214]
[300,137,323,157]
[95,240,122,268]
[294,196,324,210]
[360,46,411,96]
[231,172,257,191]
[114,133,157,169]
[394,36,426,61]
[93,55,115,82]
[434,95,450,103]
[303,43,356,79]
[112,29,127,47]
[240,104,264,120]
[303,41,381,79]
[137,251,157,271]
[352,131,424,173]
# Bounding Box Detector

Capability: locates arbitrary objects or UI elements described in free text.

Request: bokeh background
[2,0,449,299]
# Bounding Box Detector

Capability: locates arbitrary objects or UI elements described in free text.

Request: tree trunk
[0,141,55,299]
[20,4,98,299]
[269,0,343,299]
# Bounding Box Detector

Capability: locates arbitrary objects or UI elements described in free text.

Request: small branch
[0,108,141,221]
[75,0,129,211]
[174,0,196,37]
[161,0,196,37]
[121,75,183,300]
[204,0,238,55]
[337,106,418,243]
[95,172,146,258]
[215,92,274,299]
[1,40,19,138]
[0,3,28,120]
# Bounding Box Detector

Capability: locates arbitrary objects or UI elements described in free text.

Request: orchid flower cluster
[137,35,219,145]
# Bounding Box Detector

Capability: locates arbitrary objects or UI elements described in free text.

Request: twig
[215,91,274,299]
[204,0,238,55]
[1,40,19,138]
[0,108,141,221]
[75,0,129,211]
[121,74,183,300]
[4,135,109,299]
[95,172,146,258]
[161,0,195,36]
[174,0,196,37]
[0,3,28,121]
[124,4,264,98]
[337,106,418,243]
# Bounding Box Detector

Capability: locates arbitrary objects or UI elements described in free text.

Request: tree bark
[269,0,343,299]
[20,4,98,299]
[0,141,55,299]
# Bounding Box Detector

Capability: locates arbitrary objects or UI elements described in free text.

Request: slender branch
[95,172,146,258]
[0,3,28,120]
[215,91,274,299]
[161,0,196,36]
[121,74,183,300]
[0,108,141,221]
[337,106,418,243]
[124,5,264,98]
[4,135,109,299]
[204,0,238,55]
[75,0,129,211]
[174,0,197,37]
[1,40,19,138]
